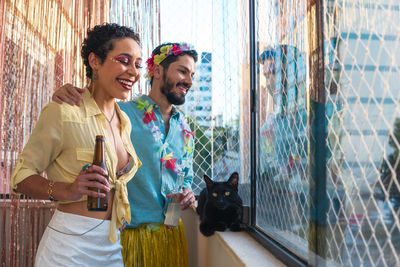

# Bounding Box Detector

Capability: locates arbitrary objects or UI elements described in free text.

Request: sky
[159,0,241,124]
[160,0,212,52]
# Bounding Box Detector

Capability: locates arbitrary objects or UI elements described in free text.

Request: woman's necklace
[101,108,117,152]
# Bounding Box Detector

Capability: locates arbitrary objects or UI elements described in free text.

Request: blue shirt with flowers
[119,95,194,228]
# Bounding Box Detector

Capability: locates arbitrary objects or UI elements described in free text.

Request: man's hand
[53,83,85,106]
[166,188,196,210]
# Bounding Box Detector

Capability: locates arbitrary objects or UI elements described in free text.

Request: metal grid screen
[256,0,400,266]
[159,0,250,199]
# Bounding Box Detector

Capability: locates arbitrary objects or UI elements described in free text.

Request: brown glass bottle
[87,135,109,211]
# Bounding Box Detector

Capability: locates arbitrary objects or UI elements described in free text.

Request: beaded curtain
[0,0,160,266]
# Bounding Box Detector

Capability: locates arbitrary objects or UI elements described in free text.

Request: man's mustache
[176,82,190,89]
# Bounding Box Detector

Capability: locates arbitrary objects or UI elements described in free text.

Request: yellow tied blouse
[10,88,141,244]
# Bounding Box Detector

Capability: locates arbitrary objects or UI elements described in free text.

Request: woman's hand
[166,188,196,210]
[53,83,85,106]
[66,165,110,201]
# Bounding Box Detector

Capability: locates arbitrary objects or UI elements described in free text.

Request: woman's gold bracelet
[48,181,55,201]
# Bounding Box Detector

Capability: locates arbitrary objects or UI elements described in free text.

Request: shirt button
[161,120,164,123]
[161,188,165,192]
[154,104,159,108]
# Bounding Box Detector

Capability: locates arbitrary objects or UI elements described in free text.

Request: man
[258,45,303,230]
[53,43,198,267]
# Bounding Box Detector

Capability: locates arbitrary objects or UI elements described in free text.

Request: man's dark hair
[149,43,198,85]
[259,48,275,64]
[81,23,141,79]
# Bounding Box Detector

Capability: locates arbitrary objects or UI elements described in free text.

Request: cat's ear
[203,175,214,188]
[228,172,239,190]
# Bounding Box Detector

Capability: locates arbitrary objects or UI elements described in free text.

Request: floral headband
[146,43,194,81]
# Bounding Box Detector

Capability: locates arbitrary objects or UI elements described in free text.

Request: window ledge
[213,231,286,267]
[182,208,285,267]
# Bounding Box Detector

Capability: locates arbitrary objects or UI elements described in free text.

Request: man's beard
[161,73,186,105]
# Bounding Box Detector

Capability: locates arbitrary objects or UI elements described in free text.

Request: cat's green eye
[212,192,218,197]
[225,191,230,196]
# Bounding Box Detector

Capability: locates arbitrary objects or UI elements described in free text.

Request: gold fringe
[121,220,188,267]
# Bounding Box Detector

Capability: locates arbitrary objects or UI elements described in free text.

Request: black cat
[196,172,243,237]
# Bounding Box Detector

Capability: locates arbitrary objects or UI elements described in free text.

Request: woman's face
[95,38,142,100]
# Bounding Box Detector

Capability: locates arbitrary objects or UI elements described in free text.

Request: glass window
[255,0,400,265]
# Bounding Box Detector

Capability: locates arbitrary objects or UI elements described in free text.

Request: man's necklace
[136,97,194,174]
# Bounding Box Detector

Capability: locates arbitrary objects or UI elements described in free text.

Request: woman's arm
[15,165,110,201]
[10,102,109,201]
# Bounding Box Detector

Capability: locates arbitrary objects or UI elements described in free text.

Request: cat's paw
[200,228,215,237]
[200,223,215,237]
[214,222,227,232]
[229,222,242,232]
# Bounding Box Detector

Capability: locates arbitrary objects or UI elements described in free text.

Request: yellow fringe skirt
[120,220,188,267]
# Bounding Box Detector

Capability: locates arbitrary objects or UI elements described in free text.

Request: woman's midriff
[57,190,114,220]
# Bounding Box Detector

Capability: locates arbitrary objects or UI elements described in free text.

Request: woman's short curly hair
[81,23,140,79]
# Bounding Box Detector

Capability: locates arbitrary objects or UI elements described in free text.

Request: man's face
[263,58,275,77]
[263,58,276,96]
[160,55,196,105]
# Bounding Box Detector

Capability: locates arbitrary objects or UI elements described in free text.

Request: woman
[10,23,142,266]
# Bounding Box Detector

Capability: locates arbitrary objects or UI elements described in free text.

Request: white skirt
[35,209,123,267]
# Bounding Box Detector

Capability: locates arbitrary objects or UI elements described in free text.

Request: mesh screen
[256,0,400,265]
[160,0,250,202]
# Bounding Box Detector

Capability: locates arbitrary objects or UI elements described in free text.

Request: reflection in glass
[256,0,400,265]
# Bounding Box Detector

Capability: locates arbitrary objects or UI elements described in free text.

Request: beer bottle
[87,135,109,211]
